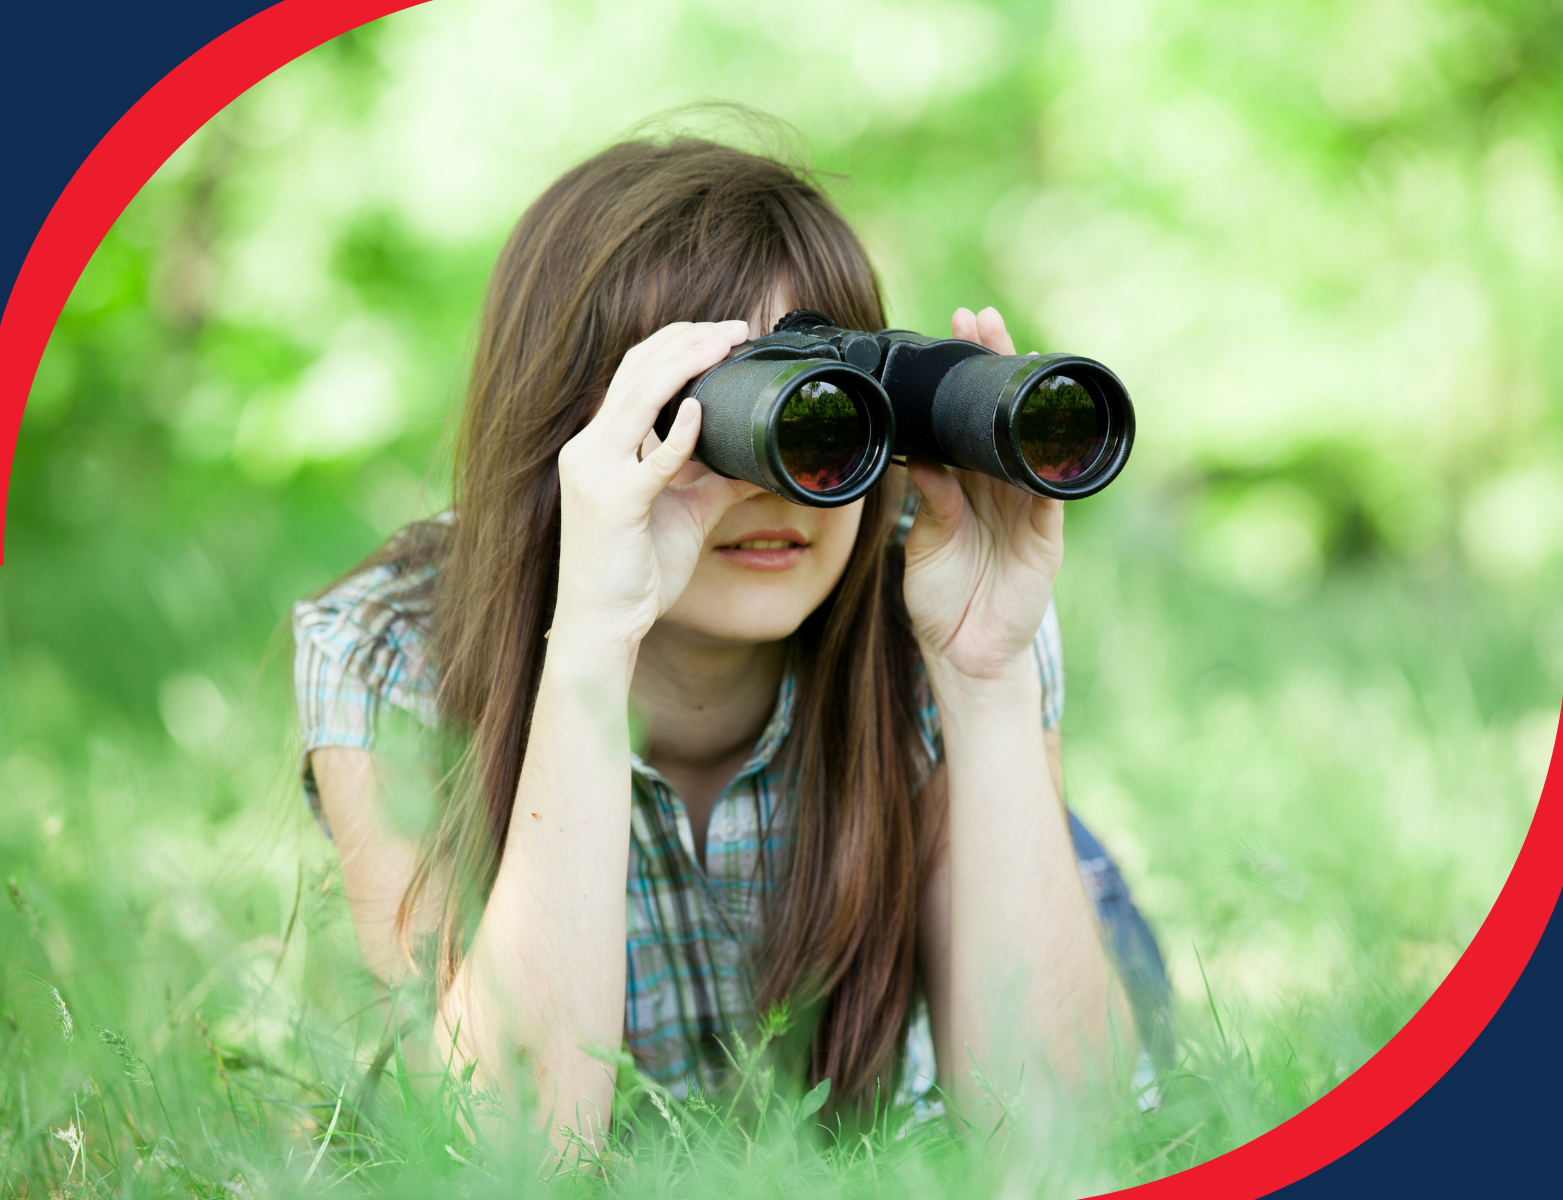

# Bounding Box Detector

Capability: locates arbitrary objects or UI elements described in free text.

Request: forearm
[430,318,752,1143]
[311,747,438,986]
[440,636,636,1145]
[928,660,1129,1109]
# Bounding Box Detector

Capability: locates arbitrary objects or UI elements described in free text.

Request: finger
[610,320,744,421]
[618,321,695,376]
[601,319,737,427]
[630,397,702,500]
[1029,494,1064,544]
[603,322,698,410]
[674,471,764,537]
[604,321,748,451]
[904,457,966,539]
[951,306,979,342]
[637,421,662,464]
[943,464,1009,519]
[600,321,706,421]
[640,425,719,489]
[975,306,1018,356]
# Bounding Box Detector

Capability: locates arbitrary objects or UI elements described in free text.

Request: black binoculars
[654,309,1135,507]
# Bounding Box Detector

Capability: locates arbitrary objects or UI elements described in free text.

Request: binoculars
[654,310,1134,507]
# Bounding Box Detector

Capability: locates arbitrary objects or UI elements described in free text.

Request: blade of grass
[301,1085,345,1186]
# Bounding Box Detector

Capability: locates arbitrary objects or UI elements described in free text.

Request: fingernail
[678,398,699,424]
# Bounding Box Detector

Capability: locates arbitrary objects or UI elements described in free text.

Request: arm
[917,696,1126,1120]
[908,307,1131,1122]
[307,666,637,1136]
[916,727,1071,1093]
[433,320,754,1150]
[437,639,637,1144]
[310,746,441,986]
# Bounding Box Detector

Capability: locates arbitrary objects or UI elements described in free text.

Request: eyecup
[772,309,837,334]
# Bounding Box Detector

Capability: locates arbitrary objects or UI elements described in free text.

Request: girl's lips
[713,527,810,571]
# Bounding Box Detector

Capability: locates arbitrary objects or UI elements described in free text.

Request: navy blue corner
[0,0,274,302]
[1269,897,1563,1198]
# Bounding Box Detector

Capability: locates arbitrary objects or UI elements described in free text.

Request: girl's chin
[657,596,815,647]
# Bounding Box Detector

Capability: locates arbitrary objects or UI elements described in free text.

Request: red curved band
[1,3,1559,1196]
[1099,726,1561,1197]
[0,0,427,560]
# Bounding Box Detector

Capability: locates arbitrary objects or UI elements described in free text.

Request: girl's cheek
[818,501,865,564]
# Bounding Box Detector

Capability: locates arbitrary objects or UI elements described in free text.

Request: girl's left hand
[902,306,1064,684]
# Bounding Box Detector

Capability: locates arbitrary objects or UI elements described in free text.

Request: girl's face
[655,296,868,647]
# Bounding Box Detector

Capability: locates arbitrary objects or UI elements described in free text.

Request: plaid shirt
[293,551,1065,1103]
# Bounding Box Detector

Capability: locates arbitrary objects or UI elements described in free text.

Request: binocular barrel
[913,351,1135,499]
[653,350,896,507]
[652,314,1135,507]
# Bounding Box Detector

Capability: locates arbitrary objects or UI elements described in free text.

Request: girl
[293,134,1167,1145]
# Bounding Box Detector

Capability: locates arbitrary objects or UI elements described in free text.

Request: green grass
[2,493,1547,1196]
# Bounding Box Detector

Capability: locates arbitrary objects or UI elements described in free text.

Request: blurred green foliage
[3,0,1562,1193]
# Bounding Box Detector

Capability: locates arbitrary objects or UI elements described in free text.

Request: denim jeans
[1070,810,1174,1063]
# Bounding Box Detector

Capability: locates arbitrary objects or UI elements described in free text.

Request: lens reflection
[1017,375,1106,483]
[777,379,870,493]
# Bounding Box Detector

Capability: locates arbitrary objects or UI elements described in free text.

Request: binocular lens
[665,320,1130,506]
[1017,375,1107,483]
[775,380,871,494]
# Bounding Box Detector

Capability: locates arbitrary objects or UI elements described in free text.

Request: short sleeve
[1031,598,1066,731]
[291,559,440,823]
[909,597,1067,788]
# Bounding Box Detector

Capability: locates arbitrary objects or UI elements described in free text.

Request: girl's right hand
[552,319,756,656]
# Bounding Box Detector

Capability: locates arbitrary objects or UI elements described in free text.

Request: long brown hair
[392,134,932,1102]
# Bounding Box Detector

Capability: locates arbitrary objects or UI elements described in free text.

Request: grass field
[2,483,1550,1196]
